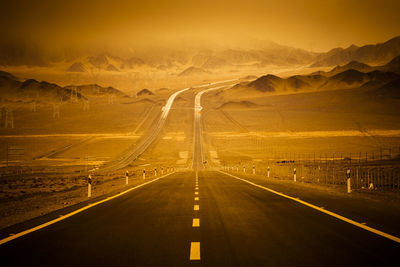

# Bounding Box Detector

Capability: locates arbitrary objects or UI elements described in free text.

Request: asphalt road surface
[0,170,399,266]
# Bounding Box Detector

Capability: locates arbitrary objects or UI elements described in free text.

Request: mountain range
[1,36,400,73]
[311,36,400,67]
[0,71,127,102]
[312,56,400,76]
[226,58,400,98]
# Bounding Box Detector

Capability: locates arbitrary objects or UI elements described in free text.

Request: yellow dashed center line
[192,218,200,227]
[190,242,200,260]
[190,171,201,261]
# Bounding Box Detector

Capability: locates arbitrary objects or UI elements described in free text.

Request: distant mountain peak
[346,44,359,51]
[178,66,211,77]
[311,35,400,67]
[66,62,86,72]
[20,79,39,88]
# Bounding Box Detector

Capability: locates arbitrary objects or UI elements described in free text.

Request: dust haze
[1,0,400,264]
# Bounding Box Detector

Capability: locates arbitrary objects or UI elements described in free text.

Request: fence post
[346,168,351,193]
[88,174,92,197]
[294,167,297,182]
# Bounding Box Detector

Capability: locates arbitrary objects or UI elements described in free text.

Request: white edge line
[0,172,176,245]
[218,170,400,244]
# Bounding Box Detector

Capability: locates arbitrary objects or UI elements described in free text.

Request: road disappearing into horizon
[100,79,237,172]
[0,78,399,266]
[192,85,228,171]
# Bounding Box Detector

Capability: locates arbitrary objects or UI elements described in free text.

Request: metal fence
[220,148,400,193]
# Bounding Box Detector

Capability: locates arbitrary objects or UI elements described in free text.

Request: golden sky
[2,0,400,52]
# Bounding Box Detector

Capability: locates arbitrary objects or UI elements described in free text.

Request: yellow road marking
[219,171,400,244]
[0,172,176,246]
[195,192,199,195]
[194,197,199,201]
[190,242,200,260]
[194,205,199,210]
[192,218,200,227]
[195,187,199,190]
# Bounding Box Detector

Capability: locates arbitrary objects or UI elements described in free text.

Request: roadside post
[252,165,255,174]
[143,169,146,179]
[154,168,157,177]
[267,166,270,178]
[88,174,92,198]
[161,167,164,175]
[125,170,129,185]
[236,166,239,172]
[243,166,246,173]
[294,168,297,182]
[346,168,351,193]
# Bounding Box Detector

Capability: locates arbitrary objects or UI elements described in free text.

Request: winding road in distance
[100,79,238,172]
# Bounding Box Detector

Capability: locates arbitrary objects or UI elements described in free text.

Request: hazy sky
[2,0,400,52]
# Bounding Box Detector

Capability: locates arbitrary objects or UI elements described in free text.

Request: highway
[99,79,237,172]
[98,86,190,172]
[1,78,399,266]
[192,85,227,170]
[0,171,399,266]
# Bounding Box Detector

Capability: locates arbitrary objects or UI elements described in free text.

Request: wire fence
[220,146,400,193]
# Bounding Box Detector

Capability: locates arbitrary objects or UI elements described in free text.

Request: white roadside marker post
[143,169,146,179]
[346,168,352,193]
[88,174,92,198]
[267,166,270,178]
[236,166,239,172]
[294,168,297,182]
[154,168,157,177]
[161,167,164,175]
[125,170,129,185]
[253,165,255,175]
[243,166,246,173]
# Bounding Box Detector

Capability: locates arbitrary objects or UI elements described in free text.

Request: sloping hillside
[311,36,400,67]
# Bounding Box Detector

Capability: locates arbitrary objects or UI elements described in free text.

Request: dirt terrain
[1,65,400,232]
